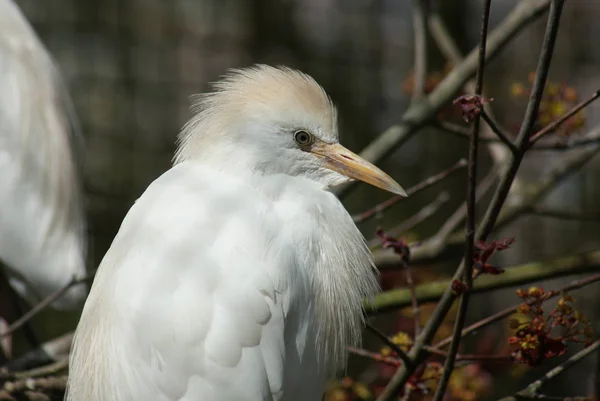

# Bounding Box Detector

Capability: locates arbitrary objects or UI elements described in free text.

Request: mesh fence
[14,0,418,256]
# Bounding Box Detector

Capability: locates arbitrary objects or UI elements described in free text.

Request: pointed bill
[310,142,407,196]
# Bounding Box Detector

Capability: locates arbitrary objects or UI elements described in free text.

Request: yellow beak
[310,142,407,196]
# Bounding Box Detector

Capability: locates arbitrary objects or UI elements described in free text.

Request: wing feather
[68,162,292,401]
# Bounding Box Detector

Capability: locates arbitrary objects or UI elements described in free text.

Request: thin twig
[454,353,513,363]
[366,323,414,370]
[411,0,429,100]
[0,375,67,399]
[424,346,512,363]
[433,168,497,244]
[436,121,600,151]
[367,191,450,249]
[497,340,600,401]
[526,340,600,394]
[0,359,68,382]
[428,10,462,62]
[527,207,600,221]
[529,90,600,144]
[434,273,600,349]
[405,261,421,337]
[431,0,492,398]
[391,192,450,238]
[0,271,40,351]
[396,253,423,338]
[3,331,74,372]
[374,144,600,270]
[435,121,495,141]
[348,346,401,367]
[534,127,600,149]
[1,276,91,338]
[481,110,518,153]
[350,344,510,366]
[510,394,593,401]
[353,159,466,224]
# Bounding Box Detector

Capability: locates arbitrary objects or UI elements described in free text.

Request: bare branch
[529,90,600,144]
[374,136,600,270]
[433,168,497,244]
[526,340,600,394]
[431,1,492,398]
[411,0,429,100]
[347,346,401,367]
[428,11,462,62]
[367,248,600,313]
[365,323,414,370]
[534,126,600,149]
[507,395,593,401]
[481,110,518,153]
[1,276,91,339]
[3,332,74,372]
[434,273,600,349]
[367,192,450,250]
[437,121,600,151]
[352,159,466,224]
[0,375,67,400]
[527,207,600,221]
[498,340,600,401]
[1,360,68,382]
[350,345,511,367]
[404,261,421,337]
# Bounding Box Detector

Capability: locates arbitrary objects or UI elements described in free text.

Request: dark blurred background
[12,0,600,399]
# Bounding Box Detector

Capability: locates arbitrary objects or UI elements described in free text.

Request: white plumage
[0,0,87,309]
[67,65,405,401]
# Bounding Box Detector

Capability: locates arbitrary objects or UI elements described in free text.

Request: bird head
[174,65,406,196]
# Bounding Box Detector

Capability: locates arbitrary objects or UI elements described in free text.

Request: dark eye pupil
[295,131,311,145]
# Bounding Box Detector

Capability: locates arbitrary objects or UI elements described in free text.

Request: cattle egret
[67,65,405,401]
[0,0,87,309]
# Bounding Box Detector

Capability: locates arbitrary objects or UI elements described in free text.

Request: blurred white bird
[67,65,405,401]
[0,0,87,310]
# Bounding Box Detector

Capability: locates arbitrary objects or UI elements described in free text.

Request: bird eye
[293,130,313,146]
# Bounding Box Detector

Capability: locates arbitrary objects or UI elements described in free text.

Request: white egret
[67,65,405,401]
[0,0,87,310]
